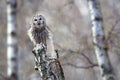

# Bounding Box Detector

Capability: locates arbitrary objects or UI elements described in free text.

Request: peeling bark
[32,44,65,80]
[87,0,115,80]
[7,0,20,80]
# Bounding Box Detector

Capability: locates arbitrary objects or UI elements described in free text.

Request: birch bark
[7,0,19,80]
[87,0,115,80]
[32,43,65,80]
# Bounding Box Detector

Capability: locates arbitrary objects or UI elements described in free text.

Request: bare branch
[106,19,120,41]
[62,62,98,69]
[55,42,98,68]
[81,53,95,65]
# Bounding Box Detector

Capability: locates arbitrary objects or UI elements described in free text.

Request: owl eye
[34,19,37,21]
[39,18,42,20]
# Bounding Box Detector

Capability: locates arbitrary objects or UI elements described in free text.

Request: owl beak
[37,22,40,25]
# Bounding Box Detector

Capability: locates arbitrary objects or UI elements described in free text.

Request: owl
[28,14,49,47]
[28,14,57,58]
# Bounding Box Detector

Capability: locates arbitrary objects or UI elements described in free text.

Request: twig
[106,19,120,41]
[62,62,98,69]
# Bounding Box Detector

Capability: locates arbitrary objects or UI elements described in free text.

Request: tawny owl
[28,14,49,47]
[28,14,57,58]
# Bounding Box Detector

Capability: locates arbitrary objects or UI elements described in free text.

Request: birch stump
[32,44,65,80]
[7,0,19,80]
[28,14,65,80]
[87,0,115,80]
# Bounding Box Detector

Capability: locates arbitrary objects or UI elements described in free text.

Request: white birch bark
[7,0,20,80]
[87,0,115,80]
[32,43,65,80]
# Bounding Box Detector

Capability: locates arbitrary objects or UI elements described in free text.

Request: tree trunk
[87,0,115,80]
[31,29,65,80]
[32,43,65,80]
[7,0,20,80]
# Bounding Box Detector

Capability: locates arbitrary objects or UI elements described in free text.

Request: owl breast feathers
[28,26,49,46]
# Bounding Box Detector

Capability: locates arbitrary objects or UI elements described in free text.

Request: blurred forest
[0,0,120,80]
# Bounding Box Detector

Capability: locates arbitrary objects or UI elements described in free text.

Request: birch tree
[87,0,115,80]
[7,0,20,80]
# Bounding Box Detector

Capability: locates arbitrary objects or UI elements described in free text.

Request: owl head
[32,14,46,29]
